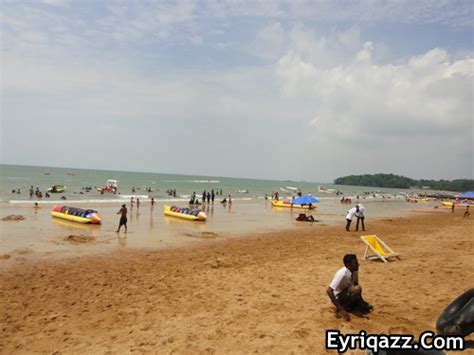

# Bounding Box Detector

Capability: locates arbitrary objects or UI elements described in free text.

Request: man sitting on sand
[326,254,372,321]
[296,213,307,221]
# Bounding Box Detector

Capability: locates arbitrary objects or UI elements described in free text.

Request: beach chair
[361,235,400,263]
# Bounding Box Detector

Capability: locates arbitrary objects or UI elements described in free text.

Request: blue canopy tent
[292,195,320,205]
[458,191,474,200]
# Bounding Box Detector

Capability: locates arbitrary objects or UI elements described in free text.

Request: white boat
[319,185,339,194]
[97,179,118,193]
[236,189,249,193]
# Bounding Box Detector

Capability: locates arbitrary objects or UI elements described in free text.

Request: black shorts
[337,287,371,313]
[336,287,353,307]
[119,216,127,225]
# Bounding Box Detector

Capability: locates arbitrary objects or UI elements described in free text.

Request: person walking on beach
[355,204,365,232]
[464,206,470,218]
[326,254,372,321]
[345,206,357,231]
[211,189,215,203]
[116,204,128,233]
[136,198,140,209]
[151,197,155,208]
[451,203,455,213]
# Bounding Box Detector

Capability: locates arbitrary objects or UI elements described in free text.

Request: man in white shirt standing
[345,206,357,231]
[326,254,372,321]
[355,203,366,231]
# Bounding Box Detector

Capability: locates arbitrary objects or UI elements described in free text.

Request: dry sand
[1,212,473,354]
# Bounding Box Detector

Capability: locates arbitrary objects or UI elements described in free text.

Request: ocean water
[0,164,448,258]
[0,164,446,205]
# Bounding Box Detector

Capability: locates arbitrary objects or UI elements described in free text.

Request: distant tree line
[333,173,474,192]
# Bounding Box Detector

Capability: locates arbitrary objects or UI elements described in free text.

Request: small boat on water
[163,205,207,221]
[47,184,65,193]
[319,186,338,194]
[98,179,118,193]
[271,200,316,210]
[51,205,102,224]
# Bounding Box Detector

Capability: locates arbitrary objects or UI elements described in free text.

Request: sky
[1,0,473,182]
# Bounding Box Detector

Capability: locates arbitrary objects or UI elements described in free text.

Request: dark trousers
[356,217,365,231]
[337,287,372,314]
[345,219,352,231]
[337,287,360,311]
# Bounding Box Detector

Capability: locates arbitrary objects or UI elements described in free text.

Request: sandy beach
[1,211,473,354]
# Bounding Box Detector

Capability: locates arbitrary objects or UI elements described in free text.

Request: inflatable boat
[97,179,118,193]
[51,205,102,224]
[272,200,316,209]
[163,205,207,221]
[441,201,474,207]
[48,184,65,193]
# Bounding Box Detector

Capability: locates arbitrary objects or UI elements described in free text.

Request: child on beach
[326,254,372,321]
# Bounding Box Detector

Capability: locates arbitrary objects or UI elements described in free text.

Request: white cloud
[276,39,473,179]
[1,1,473,180]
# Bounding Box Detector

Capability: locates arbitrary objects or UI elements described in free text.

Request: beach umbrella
[458,191,474,199]
[292,195,319,205]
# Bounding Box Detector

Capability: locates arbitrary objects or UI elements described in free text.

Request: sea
[0,164,451,259]
[0,164,449,204]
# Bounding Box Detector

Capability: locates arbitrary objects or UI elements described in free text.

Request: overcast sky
[1,0,473,182]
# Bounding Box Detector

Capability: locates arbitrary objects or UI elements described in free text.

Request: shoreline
[1,211,473,353]
[0,198,422,261]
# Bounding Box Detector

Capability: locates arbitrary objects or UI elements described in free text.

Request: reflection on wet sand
[51,218,101,238]
[117,234,127,248]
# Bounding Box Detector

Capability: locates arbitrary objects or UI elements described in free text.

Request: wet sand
[1,211,473,353]
[0,199,418,259]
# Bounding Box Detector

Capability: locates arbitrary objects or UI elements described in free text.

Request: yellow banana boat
[271,200,316,209]
[441,201,474,207]
[163,205,207,221]
[51,205,102,224]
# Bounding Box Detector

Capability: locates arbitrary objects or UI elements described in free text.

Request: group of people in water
[166,189,177,197]
[271,191,303,201]
[131,186,153,193]
[188,189,226,205]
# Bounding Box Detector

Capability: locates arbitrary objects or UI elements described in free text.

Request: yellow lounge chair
[361,235,400,263]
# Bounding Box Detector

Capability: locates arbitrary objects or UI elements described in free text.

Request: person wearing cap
[116,204,128,233]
